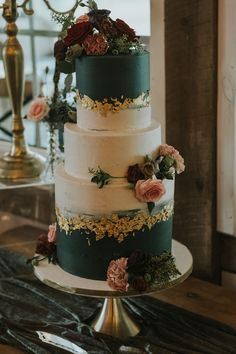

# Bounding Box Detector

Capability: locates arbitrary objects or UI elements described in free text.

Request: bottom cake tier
[56,207,173,280]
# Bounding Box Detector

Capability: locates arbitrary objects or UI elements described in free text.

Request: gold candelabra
[0,0,81,180]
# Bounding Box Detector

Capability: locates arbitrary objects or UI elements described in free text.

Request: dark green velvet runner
[0,249,236,353]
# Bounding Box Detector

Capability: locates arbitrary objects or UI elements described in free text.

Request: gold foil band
[56,202,174,243]
[77,91,150,117]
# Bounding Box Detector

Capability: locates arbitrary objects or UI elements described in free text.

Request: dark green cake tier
[75,52,150,101]
[56,217,173,280]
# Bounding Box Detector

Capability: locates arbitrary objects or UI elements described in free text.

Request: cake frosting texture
[55,52,176,280]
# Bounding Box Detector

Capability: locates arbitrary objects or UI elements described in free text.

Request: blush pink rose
[135,179,166,202]
[107,257,129,292]
[47,223,56,243]
[27,97,49,122]
[76,14,90,23]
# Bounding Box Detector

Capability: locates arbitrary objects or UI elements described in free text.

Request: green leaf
[144,154,153,163]
[147,202,155,214]
[165,172,174,180]
[91,176,98,183]
[64,74,73,93]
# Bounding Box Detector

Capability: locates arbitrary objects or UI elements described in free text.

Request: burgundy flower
[127,164,144,184]
[127,249,150,275]
[35,234,56,256]
[130,276,148,292]
[100,18,117,37]
[83,33,108,55]
[64,21,93,47]
[142,161,156,179]
[114,18,138,42]
[54,40,67,61]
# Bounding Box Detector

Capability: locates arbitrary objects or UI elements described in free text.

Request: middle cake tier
[64,121,161,179]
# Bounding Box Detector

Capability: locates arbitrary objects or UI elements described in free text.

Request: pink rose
[47,223,56,243]
[76,14,90,23]
[107,257,129,292]
[27,97,49,122]
[135,179,166,202]
[83,33,108,55]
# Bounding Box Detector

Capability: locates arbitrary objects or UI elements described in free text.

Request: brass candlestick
[0,0,81,180]
[0,0,44,180]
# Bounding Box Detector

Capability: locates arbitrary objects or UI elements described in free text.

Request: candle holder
[0,0,81,180]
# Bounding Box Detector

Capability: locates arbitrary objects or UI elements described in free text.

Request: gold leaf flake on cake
[56,202,174,242]
[77,91,150,117]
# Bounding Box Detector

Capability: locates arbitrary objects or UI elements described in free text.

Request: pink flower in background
[135,178,166,203]
[76,14,90,23]
[47,223,56,243]
[83,33,108,55]
[27,97,49,122]
[107,257,129,292]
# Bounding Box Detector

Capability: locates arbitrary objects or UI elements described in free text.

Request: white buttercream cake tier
[77,104,151,131]
[64,121,161,179]
[55,163,174,217]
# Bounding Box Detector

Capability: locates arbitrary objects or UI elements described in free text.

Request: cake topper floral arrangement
[54,0,144,72]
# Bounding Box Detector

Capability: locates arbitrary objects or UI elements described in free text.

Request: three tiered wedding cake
[32,2,185,292]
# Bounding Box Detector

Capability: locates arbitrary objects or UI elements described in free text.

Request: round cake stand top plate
[34,239,193,298]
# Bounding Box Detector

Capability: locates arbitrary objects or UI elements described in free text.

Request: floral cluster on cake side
[28,225,180,293]
[107,250,180,292]
[89,143,185,212]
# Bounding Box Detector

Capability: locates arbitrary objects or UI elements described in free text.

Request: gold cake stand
[34,239,193,339]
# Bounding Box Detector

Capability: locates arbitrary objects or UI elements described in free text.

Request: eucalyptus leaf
[147,202,155,214]
[64,74,73,93]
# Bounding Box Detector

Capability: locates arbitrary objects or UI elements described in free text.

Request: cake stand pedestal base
[34,240,193,339]
[91,297,140,337]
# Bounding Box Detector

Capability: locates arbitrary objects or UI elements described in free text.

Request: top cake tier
[76,52,151,131]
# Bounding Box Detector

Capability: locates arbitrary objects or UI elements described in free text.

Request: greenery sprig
[80,0,98,10]
[89,167,124,188]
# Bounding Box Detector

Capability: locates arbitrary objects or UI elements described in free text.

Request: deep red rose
[127,164,144,184]
[130,276,148,292]
[54,40,67,61]
[114,18,138,42]
[100,18,117,37]
[64,21,93,47]
[35,234,56,256]
[127,249,150,275]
